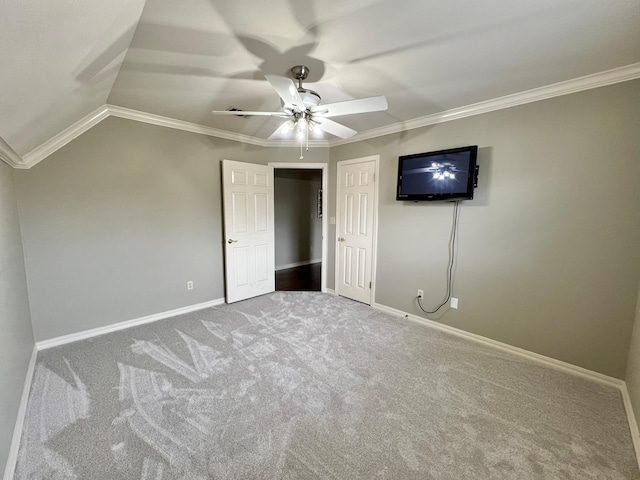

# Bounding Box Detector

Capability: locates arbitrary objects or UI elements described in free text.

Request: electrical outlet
[417,289,424,299]
[451,297,459,309]
[187,281,194,291]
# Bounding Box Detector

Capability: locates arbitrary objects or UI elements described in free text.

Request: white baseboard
[621,383,640,471]
[275,259,321,271]
[3,346,37,480]
[373,302,623,389]
[325,288,335,295]
[36,298,225,350]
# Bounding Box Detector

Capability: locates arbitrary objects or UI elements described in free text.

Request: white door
[222,160,275,303]
[336,157,378,305]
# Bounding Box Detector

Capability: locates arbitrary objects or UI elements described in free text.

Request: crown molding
[107,105,329,149]
[14,105,328,170]
[107,105,266,147]
[6,62,639,169]
[0,135,26,169]
[22,106,110,169]
[330,62,640,147]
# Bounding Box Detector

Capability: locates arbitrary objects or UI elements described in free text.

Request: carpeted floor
[15,292,639,479]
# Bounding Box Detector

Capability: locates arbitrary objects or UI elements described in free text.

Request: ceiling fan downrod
[290,65,310,89]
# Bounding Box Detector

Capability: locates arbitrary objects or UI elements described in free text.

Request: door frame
[334,155,380,305]
[269,162,328,293]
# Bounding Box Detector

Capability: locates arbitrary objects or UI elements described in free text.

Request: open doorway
[270,162,328,292]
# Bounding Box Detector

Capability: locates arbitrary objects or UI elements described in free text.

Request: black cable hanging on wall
[417,201,460,314]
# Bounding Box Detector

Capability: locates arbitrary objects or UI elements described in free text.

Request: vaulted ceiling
[1,0,639,167]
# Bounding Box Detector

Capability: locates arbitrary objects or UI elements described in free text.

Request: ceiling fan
[211,65,388,156]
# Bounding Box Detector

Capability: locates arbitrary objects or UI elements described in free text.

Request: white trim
[8,105,330,170]
[36,298,225,350]
[22,106,110,169]
[269,162,328,169]
[372,301,624,390]
[108,105,329,149]
[270,162,329,293]
[621,383,640,471]
[3,346,37,480]
[325,288,335,295]
[275,259,321,271]
[109,105,265,147]
[371,157,380,306]
[331,62,640,147]
[0,136,26,169]
[334,155,380,306]
[6,62,639,169]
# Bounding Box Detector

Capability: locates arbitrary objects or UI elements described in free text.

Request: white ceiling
[1,0,639,159]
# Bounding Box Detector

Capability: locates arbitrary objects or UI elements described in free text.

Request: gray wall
[274,170,322,268]
[626,284,640,434]
[330,80,640,379]
[14,117,328,341]
[0,161,34,474]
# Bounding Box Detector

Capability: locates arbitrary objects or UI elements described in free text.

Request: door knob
[227,239,238,244]
[338,237,346,242]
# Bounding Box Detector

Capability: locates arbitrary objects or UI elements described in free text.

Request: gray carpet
[15,292,639,479]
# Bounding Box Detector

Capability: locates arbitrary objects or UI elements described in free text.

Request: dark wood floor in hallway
[276,262,321,291]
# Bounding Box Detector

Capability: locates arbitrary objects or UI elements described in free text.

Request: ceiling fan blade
[267,120,296,140]
[311,96,388,117]
[315,118,357,139]
[264,74,305,111]
[211,110,289,117]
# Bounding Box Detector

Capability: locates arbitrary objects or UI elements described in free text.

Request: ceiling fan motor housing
[290,65,321,109]
[298,88,321,109]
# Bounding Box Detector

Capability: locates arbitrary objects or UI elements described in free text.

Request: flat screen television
[396,145,478,201]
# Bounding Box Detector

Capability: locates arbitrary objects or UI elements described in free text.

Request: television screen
[396,145,478,201]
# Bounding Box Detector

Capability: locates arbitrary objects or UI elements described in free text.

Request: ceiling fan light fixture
[212,64,388,156]
[281,120,293,133]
